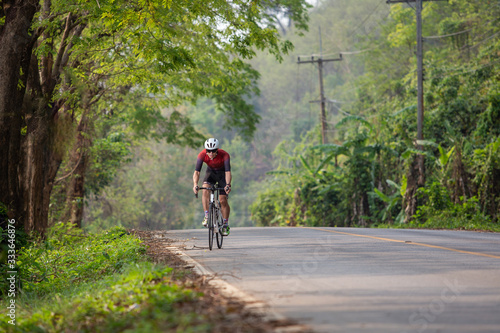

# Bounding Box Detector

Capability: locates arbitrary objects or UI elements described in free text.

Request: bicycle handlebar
[195,186,228,198]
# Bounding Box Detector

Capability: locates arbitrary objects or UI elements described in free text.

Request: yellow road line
[302,227,500,260]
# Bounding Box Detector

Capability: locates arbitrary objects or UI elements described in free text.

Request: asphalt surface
[166,227,500,333]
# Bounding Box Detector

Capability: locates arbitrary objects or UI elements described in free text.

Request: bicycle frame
[196,185,226,250]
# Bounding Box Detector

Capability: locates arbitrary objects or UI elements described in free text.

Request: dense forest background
[69,0,499,232]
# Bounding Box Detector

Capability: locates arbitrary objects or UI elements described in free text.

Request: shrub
[12,223,145,297]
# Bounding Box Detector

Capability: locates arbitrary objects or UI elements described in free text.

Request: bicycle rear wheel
[216,208,223,249]
[208,203,215,250]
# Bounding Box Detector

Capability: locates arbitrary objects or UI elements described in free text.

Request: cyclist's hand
[224,184,231,194]
[193,185,199,195]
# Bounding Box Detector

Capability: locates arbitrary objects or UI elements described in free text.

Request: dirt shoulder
[130,229,305,333]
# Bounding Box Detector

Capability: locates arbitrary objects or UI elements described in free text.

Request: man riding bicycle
[193,138,232,236]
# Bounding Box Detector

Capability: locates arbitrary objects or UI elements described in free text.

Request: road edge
[165,246,311,333]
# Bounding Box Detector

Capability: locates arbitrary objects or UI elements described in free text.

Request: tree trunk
[0,0,39,223]
[360,191,370,226]
[1,2,83,236]
[63,108,92,227]
[451,147,472,204]
[20,95,64,235]
[404,154,425,222]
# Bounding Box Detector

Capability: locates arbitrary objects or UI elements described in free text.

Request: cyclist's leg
[219,194,230,235]
[212,170,229,220]
[201,170,215,226]
[201,183,210,212]
[212,171,230,235]
[220,194,230,220]
[200,186,210,227]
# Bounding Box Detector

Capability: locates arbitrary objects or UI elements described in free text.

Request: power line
[347,0,386,39]
[319,0,391,57]
[340,48,378,55]
[300,47,378,58]
[300,0,496,139]
[332,56,500,124]
[462,31,500,51]
[297,27,343,144]
[423,28,473,39]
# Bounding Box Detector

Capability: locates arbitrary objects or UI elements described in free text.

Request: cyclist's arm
[193,153,205,194]
[193,170,200,194]
[225,171,232,193]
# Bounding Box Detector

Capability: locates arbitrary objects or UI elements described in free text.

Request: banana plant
[299,144,348,178]
[336,115,374,133]
[414,139,455,169]
[373,177,406,224]
[437,145,455,169]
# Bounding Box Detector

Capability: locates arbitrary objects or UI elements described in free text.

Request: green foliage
[250,184,292,226]
[417,182,453,212]
[373,178,406,224]
[0,224,215,332]
[413,191,494,231]
[84,142,199,231]
[475,89,500,139]
[86,132,132,196]
[437,145,455,169]
[250,130,375,227]
[0,262,204,333]
[249,0,500,230]
[471,137,500,221]
[0,201,7,217]
[0,217,29,285]
[65,0,311,138]
[10,223,145,297]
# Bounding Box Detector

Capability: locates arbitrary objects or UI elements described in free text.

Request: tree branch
[40,0,53,92]
[54,154,83,184]
[52,12,73,82]
[60,23,86,72]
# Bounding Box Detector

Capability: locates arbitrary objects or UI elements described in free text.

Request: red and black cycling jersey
[195,149,231,172]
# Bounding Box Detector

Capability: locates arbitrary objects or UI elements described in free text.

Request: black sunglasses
[206,149,218,153]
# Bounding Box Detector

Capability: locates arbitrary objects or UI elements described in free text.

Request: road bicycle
[196,184,226,250]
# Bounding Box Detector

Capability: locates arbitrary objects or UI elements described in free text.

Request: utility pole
[416,0,424,144]
[387,0,446,145]
[298,27,342,144]
[387,0,447,220]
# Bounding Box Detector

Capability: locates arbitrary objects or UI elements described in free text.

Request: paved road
[166,227,500,333]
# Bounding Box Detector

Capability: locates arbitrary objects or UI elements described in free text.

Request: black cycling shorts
[203,169,228,196]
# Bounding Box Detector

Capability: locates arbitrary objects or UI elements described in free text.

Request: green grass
[375,212,500,232]
[0,224,210,332]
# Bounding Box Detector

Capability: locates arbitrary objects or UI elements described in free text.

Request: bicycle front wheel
[216,208,223,249]
[208,203,215,251]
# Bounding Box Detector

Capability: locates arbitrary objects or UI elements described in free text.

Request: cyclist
[193,138,232,236]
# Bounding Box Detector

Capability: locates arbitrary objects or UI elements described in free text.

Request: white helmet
[204,138,220,150]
